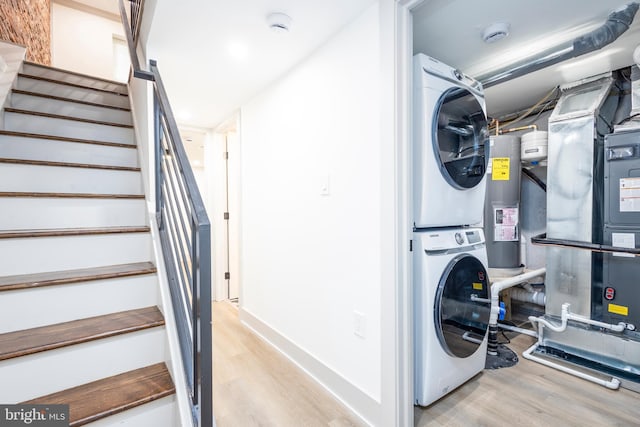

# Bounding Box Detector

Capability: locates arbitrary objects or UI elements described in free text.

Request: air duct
[479,2,640,89]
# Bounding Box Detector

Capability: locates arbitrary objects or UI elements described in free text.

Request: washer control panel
[421,228,485,251]
[418,54,483,92]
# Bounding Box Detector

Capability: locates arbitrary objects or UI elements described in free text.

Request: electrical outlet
[354,311,366,338]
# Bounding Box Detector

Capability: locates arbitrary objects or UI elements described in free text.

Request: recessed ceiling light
[228,42,249,60]
[482,23,510,44]
[267,12,292,33]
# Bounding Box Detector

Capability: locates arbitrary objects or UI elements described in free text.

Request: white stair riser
[4,112,134,145]
[11,93,133,125]
[21,64,127,94]
[0,328,166,402]
[86,396,177,427]
[0,164,143,194]
[0,136,137,167]
[0,198,147,230]
[0,233,152,275]
[0,275,158,333]
[16,78,130,109]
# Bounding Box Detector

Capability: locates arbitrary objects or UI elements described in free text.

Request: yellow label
[492,158,510,181]
[608,303,629,316]
[472,282,483,290]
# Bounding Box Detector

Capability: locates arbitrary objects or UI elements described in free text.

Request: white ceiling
[145,0,376,129]
[77,1,640,127]
[413,0,640,117]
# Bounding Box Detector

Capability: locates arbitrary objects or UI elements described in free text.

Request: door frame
[394,1,498,411]
[390,0,426,425]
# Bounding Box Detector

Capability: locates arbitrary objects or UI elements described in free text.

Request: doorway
[223,130,240,301]
[178,125,240,302]
[212,117,241,302]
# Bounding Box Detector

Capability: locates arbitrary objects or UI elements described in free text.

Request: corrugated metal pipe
[479,2,640,89]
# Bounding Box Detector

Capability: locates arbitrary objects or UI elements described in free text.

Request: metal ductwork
[479,2,640,89]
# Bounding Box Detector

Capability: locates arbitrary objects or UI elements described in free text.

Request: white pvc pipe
[529,310,567,333]
[462,331,483,345]
[567,311,626,332]
[524,304,626,388]
[489,268,547,326]
[498,322,538,337]
[510,288,546,306]
[522,341,621,389]
[529,303,626,333]
[522,282,535,292]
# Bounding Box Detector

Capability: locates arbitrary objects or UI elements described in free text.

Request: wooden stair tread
[0,262,157,291]
[5,108,133,129]
[0,157,140,172]
[22,363,174,427]
[23,61,128,89]
[0,191,144,199]
[0,306,164,361]
[0,130,137,149]
[0,226,150,239]
[18,73,129,97]
[12,89,131,111]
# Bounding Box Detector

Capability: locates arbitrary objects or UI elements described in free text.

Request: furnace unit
[602,129,640,333]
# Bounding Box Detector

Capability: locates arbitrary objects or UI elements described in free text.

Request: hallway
[213,302,363,426]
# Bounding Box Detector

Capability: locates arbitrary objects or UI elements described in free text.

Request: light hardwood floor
[415,332,640,427]
[213,301,364,427]
[213,302,640,426]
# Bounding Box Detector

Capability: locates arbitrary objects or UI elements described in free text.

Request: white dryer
[413,227,490,407]
[413,53,490,229]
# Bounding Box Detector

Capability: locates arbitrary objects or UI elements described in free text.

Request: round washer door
[432,87,489,189]
[435,253,491,358]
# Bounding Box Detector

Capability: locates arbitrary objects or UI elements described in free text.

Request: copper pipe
[499,124,537,135]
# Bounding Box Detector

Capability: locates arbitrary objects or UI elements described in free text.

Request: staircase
[0,62,178,426]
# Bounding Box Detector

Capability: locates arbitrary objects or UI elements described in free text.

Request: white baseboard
[239,307,381,426]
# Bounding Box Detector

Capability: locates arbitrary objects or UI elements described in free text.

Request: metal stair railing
[118,1,212,426]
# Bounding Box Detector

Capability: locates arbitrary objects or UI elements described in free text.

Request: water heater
[484,135,521,271]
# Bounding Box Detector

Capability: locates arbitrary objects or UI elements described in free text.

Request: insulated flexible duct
[479,2,640,88]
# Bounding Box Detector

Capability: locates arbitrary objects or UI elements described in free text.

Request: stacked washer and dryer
[412,54,492,406]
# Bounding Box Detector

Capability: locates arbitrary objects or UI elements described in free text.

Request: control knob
[455,232,464,245]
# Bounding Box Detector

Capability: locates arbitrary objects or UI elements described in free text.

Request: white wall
[51,3,127,81]
[128,47,153,204]
[239,1,383,413]
[0,41,26,126]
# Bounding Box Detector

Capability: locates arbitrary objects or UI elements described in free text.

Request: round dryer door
[432,87,489,189]
[435,253,491,358]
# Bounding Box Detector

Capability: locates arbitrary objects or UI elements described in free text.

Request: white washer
[413,53,490,229]
[413,227,490,407]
